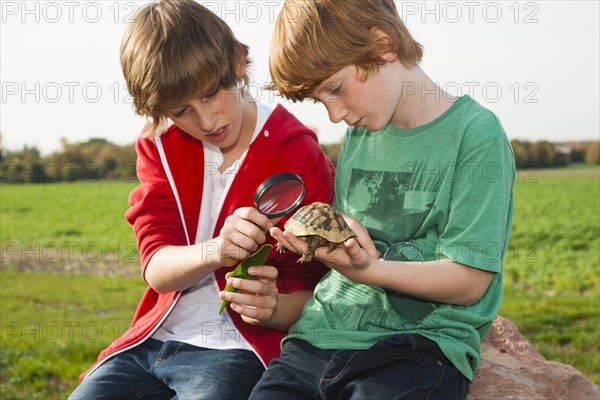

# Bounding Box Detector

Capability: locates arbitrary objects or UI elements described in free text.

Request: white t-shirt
[151,100,274,350]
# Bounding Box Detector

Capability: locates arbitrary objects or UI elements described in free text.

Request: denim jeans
[249,334,469,400]
[69,338,264,400]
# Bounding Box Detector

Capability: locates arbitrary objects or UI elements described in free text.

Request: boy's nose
[325,103,347,124]
[191,106,215,132]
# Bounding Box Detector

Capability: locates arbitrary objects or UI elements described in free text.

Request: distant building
[553,144,572,166]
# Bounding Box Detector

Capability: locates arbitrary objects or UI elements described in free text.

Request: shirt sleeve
[125,135,187,278]
[437,136,515,273]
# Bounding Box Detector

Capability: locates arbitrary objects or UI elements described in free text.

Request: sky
[1,0,599,155]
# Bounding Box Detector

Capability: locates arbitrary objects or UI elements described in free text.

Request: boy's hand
[341,213,380,259]
[218,265,279,324]
[215,207,272,266]
[270,227,375,285]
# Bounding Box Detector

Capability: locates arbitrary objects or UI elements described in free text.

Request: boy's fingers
[225,272,277,295]
[231,303,273,323]
[360,239,380,259]
[269,227,284,241]
[231,290,277,307]
[344,238,361,257]
[341,213,380,259]
[247,265,278,281]
[282,231,308,254]
[236,222,267,246]
[236,207,273,232]
[224,231,258,254]
[270,227,306,255]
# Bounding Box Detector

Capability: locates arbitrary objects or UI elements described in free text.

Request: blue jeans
[69,338,264,400]
[249,334,469,400]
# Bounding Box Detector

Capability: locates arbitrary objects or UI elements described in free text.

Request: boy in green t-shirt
[250,0,515,399]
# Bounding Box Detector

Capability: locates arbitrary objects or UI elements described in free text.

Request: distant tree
[113,144,138,181]
[0,132,4,162]
[0,144,46,183]
[1,137,138,183]
[17,145,42,162]
[55,138,84,164]
[530,141,556,168]
[570,143,587,163]
[84,138,110,146]
[320,142,342,166]
[585,141,600,165]
[510,140,531,168]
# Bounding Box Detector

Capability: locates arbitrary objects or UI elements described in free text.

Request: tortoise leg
[298,237,328,263]
[325,242,341,254]
[276,242,287,253]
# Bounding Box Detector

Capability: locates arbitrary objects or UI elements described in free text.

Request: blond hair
[269,0,422,101]
[121,0,251,136]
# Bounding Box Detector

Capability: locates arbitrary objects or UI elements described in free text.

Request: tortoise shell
[279,202,357,262]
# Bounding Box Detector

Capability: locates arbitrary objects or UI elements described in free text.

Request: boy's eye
[172,107,188,117]
[320,84,342,103]
[202,88,221,102]
[329,84,342,96]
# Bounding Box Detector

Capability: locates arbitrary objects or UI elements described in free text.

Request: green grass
[499,171,600,385]
[1,182,140,270]
[503,175,599,293]
[1,182,141,398]
[501,289,599,385]
[0,181,138,249]
[0,173,599,398]
[0,270,146,399]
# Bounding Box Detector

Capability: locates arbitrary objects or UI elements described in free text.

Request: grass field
[499,167,600,386]
[1,166,599,398]
[0,271,146,399]
[1,182,140,275]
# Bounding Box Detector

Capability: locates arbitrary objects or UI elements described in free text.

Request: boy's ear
[370,27,398,62]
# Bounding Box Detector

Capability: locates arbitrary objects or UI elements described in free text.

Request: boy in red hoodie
[69,1,334,398]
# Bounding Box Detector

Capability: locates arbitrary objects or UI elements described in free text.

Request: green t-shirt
[286,95,515,380]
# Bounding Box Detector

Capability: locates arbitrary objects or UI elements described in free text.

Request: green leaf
[218,244,273,314]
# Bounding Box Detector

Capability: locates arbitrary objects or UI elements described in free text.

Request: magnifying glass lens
[254,172,306,218]
[258,180,304,214]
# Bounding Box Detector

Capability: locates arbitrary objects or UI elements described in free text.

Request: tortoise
[278,202,357,263]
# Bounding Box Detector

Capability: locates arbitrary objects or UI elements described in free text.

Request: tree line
[0,135,598,184]
[510,140,599,169]
[322,140,600,169]
[1,137,137,184]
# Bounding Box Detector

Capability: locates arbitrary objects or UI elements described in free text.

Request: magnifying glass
[254,172,306,218]
[383,241,425,262]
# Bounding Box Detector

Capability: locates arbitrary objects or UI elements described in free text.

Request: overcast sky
[1,1,599,154]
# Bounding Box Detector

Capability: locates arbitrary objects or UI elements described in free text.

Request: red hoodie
[81,104,335,380]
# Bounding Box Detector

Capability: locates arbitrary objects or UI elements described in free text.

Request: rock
[468,316,599,400]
